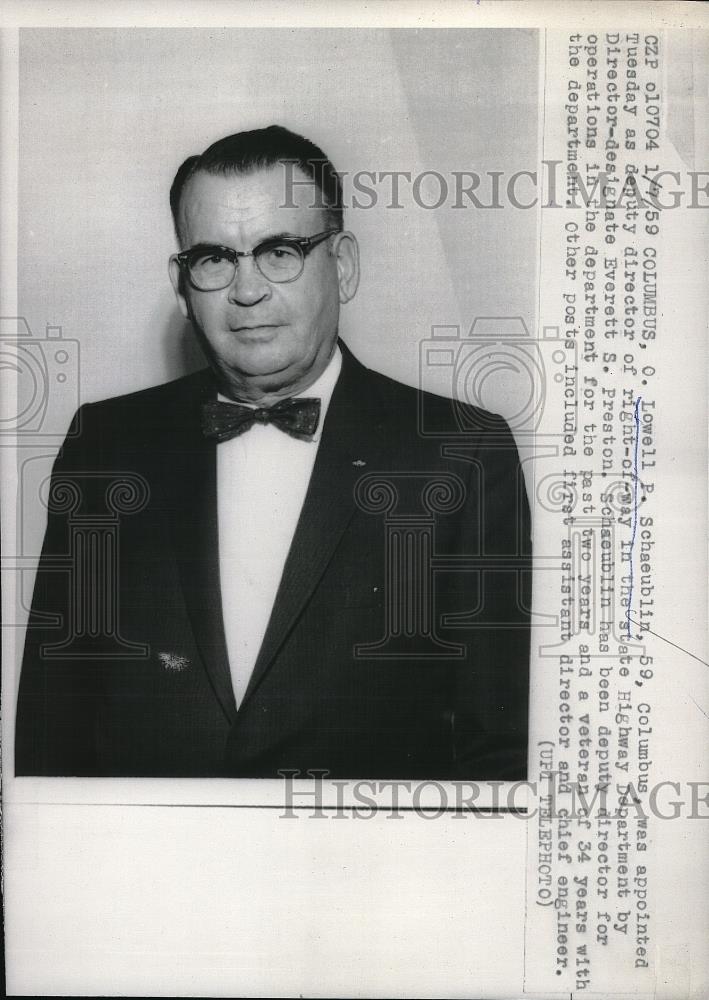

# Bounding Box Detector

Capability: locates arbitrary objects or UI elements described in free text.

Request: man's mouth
[229,324,282,334]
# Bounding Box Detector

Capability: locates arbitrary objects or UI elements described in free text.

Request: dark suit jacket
[16,341,531,779]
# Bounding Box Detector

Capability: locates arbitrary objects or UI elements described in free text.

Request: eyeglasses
[175,229,339,290]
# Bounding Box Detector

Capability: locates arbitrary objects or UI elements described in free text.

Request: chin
[226,345,293,379]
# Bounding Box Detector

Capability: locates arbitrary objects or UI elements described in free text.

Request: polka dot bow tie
[201,397,321,443]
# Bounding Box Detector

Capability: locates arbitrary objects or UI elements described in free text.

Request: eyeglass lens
[188,243,303,289]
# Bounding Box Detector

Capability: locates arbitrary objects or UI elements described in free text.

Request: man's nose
[226,256,271,306]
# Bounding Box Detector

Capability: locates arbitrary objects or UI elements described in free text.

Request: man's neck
[215,343,341,406]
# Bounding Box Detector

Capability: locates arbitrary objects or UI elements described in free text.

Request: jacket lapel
[240,343,388,708]
[165,371,237,724]
[162,347,389,720]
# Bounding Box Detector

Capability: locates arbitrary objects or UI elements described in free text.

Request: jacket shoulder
[81,368,209,416]
[354,358,514,443]
[57,369,210,466]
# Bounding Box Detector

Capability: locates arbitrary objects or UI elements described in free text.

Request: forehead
[178,166,327,244]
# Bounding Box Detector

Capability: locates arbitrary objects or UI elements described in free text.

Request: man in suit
[16,125,531,779]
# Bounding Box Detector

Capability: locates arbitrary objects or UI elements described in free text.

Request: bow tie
[202,397,321,443]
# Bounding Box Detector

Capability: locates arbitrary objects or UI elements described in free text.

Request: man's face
[169,165,358,399]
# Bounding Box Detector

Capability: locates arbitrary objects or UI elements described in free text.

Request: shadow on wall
[161,308,207,381]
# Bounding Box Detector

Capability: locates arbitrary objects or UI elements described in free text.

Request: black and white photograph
[11,21,538,784]
[14,113,533,780]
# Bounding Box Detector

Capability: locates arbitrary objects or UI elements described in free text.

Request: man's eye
[192,251,229,268]
[261,244,300,263]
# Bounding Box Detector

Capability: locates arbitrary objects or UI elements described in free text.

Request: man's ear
[168,256,191,320]
[333,231,360,304]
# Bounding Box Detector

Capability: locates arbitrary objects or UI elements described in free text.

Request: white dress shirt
[217,347,342,708]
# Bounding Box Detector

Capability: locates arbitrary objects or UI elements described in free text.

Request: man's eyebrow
[257,231,300,242]
[187,242,230,251]
[187,233,301,251]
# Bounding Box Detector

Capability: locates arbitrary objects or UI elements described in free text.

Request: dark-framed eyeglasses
[175,229,339,290]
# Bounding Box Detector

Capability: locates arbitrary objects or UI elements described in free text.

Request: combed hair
[170,124,343,242]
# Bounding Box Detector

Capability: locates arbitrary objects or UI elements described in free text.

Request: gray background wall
[18,26,538,412]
